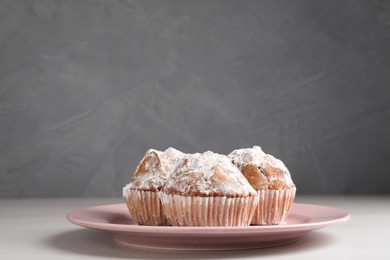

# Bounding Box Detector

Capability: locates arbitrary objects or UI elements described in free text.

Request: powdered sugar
[124,146,293,197]
[163,151,257,197]
[228,146,266,166]
[125,147,185,192]
[228,146,294,186]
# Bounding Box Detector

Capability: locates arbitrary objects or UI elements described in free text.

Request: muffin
[123,147,184,225]
[228,146,296,225]
[160,151,259,226]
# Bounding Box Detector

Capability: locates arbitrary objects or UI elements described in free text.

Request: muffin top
[125,147,185,192]
[162,151,257,197]
[228,146,295,190]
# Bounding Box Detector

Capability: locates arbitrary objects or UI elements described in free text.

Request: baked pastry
[228,146,296,225]
[160,151,259,226]
[123,147,184,225]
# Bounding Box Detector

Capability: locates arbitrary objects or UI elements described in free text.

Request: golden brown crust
[130,151,162,192]
[128,148,185,192]
[228,147,295,191]
[240,162,295,190]
[239,164,269,190]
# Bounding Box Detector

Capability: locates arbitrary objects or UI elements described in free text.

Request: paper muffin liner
[123,189,167,226]
[251,187,296,225]
[159,193,259,226]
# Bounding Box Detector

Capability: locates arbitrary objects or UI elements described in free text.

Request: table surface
[1,196,389,260]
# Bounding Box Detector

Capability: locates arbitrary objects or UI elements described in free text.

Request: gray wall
[0,0,389,197]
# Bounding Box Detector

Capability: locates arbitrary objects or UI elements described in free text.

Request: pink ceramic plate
[67,203,350,250]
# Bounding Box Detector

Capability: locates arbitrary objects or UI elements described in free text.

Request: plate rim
[67,202,350,234]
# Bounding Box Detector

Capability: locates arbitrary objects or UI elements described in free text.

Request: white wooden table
[1,196,389,259]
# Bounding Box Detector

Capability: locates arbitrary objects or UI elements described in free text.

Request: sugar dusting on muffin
[228,146,296,225]
[228,146,294,190]
[123,146,296,226]
[163,151,257,197]
[122,147,185,226]
[124,147,185,192]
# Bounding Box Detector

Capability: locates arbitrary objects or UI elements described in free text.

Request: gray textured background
[0,0,389,198]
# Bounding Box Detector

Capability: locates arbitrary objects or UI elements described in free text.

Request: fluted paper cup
[160,193,259,226]
[251,187,296,225]
[123,188,167,226]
